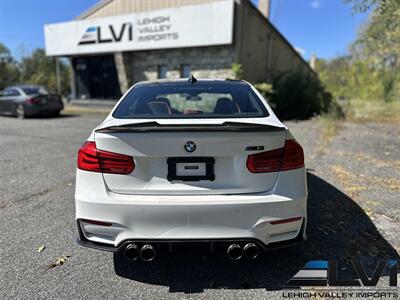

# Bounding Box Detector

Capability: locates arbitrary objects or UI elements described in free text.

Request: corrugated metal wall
[235,0,314,82]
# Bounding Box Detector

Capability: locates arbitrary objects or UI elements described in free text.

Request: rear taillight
[26,98,40,104]
[280,139,304,171]
[246,147,284,173]
[246,139,304,173]
[77,141,134,174]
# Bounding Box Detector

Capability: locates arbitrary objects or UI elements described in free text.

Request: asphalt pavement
[0,113,399,299]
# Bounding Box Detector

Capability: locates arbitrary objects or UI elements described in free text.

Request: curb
[63,105,111,115]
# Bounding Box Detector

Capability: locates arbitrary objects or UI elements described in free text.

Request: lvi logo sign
[284,260,398,288]
[78,23,133,45]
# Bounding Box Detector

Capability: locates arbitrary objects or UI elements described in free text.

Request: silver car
[0,85,64,119]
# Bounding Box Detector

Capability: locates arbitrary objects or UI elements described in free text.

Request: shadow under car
[113,172,399,292]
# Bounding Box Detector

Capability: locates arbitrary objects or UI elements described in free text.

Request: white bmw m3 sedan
[75,77,307,261]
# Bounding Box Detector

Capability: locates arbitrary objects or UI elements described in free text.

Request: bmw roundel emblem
[184,141,196,153]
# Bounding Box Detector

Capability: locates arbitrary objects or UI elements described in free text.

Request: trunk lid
[30,94,61,108]
[94,119,287,195]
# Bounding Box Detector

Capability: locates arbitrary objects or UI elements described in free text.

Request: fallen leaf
[48,255,71,269]
[37,245,45,253]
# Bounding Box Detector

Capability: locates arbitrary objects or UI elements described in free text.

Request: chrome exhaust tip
[227,244,243,260]
[124,243,139,261]
[140,244,156,262]
[243,243,259,259]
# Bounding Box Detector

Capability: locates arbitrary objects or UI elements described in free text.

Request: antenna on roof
[188,75,197,84]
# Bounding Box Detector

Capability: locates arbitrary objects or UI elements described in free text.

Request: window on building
[180,64,191,78]
[157,65,167,79]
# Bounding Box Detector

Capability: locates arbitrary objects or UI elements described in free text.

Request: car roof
[8,85,42,89]
[134,78,248,87]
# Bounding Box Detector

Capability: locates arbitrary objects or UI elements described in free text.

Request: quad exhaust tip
[124,243,156,262]
[124,243,139,261]
[227,243,259,260]
[243,243,259,259]
[227,244,243,260]
[140,244,156,262]
[125,242,257,261]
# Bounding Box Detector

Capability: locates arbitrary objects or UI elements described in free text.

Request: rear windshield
[112,83,269,119]
[22,87,48,95]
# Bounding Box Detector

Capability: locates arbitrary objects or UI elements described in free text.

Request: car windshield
[113,82,269,119]
[21,87,48,95]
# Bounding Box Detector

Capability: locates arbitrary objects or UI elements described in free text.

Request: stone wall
[122,45,236,89]
[114,52,129,94]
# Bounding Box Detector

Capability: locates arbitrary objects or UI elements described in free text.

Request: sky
[0,0,368,60]
[264,0,369,59]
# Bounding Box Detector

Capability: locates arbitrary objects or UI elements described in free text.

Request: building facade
[44,0,313,100]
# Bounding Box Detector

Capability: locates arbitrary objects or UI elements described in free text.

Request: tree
[315,56,389,101]
[323,0,400,102]
[19,49,70,95]
[316,56,352,99]
[0,43,20,90]
[0,45,71,95]
[345,0,400,68]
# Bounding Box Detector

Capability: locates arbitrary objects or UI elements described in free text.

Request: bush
[254,82,276,110]
[325,98,345,119]
[269,72,332,120]
[231,63,243,80]
[253,82,273,97]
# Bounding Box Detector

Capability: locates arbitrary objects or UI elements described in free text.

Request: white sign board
[44,0,234,56]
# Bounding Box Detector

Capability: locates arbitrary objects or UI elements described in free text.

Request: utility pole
[56,57,61,95]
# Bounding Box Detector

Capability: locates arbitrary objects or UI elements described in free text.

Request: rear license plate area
[167,157,215,181]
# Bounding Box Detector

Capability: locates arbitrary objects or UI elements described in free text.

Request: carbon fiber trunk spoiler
[95,121,286,133]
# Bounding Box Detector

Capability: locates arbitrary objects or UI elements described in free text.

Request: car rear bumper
[76,220,307,252]
[24,102,63,116]
[75,168,307,250]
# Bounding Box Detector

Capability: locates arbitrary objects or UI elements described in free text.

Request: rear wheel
[52,110,61,117]
[16,105,25,119]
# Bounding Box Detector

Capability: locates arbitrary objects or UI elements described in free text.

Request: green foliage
[20,49,70,95]
[325,98,345,120]
[353,0,400,68]
[0,44,20,90]
[269,72,332,120]
[343,0,380,13]
[345,98,400,123]
[253,82,273,98]
[315,57,389,101]
[231,63,243,80]
[0,43,12,62]
[315,56,351,99]
[317,0,400,104]
[254,83,275,109]
[0,44,71,95]
[316,57,400,103]
[380,70,400,102]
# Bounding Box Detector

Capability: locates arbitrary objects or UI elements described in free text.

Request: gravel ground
[0,113,398,299]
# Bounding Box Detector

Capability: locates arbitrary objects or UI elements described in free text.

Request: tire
[16,105,25,119]
[52,110,61,117]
